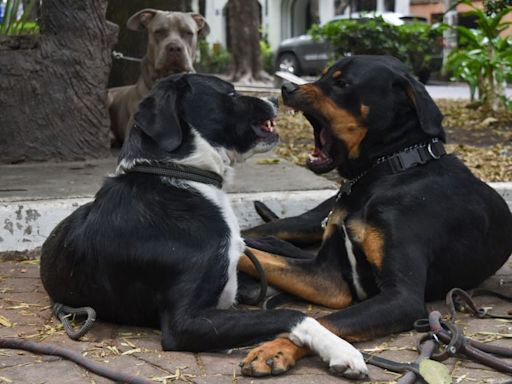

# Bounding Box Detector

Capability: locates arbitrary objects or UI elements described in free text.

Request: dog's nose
[167,43,183,54]
[282,82,298,95]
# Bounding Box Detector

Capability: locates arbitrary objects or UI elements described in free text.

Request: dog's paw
[239,338,307,377]
[328,348,369,379]
[289,317,369,379]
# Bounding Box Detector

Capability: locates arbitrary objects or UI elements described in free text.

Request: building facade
[410,1,512,34]
[193,0,511,50]
[198,0,410,50]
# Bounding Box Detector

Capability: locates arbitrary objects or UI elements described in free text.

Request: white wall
[205,0,228,46]
[395,0,410,14]
[266,0,282,49]
[318,0,335,24]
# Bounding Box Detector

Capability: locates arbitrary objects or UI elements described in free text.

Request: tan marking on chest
[322,208,347,241]
[346,219,385,270]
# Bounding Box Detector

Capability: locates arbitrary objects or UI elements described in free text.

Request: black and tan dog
[238,55,512,376]
[41,74,369,379]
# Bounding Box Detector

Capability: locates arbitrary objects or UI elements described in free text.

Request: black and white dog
[40,74,368,378]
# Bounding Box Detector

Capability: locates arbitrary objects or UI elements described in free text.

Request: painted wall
[410,0,512,35]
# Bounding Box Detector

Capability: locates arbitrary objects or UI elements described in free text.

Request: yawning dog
[41,74,369,379]
[238,56,512,376]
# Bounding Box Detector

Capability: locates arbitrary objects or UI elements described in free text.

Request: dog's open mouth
[251,117,279,154]
[257,118,277,134]
[301,114,336,174]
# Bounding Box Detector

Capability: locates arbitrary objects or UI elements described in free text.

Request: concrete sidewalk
[0,153,338,252]
[1,151,512,252]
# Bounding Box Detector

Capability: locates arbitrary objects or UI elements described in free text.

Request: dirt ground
[275,100,512,183]
[0,251,511,384]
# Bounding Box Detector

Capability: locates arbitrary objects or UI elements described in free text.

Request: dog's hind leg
[238,247,353,309]
[162,308,368,378]
[242,195,336,246]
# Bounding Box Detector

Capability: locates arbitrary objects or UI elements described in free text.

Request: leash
[0,338,153,384]
[124,161,224,189]
[112,50,142,62]
[414,288,512,375]
[242,248,268,306]
[52,303,96,340]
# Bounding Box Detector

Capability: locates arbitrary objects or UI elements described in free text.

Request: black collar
[124,162,223,189]
[337,138,446,199]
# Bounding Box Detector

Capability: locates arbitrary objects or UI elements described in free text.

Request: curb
[1,184,511,253]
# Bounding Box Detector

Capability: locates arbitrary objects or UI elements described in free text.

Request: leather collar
[337,138,446,199]
[124,162,223,189]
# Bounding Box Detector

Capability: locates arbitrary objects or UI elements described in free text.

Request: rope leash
[0,338,153,384]
[52,303,96,340]
[242,247,268,306]
[112,50,142,62]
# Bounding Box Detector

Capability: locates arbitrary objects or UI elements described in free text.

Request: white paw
[328,346,368,379]
[290,317,369,379]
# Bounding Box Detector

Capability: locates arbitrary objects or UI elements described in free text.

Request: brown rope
[0,338,153,384]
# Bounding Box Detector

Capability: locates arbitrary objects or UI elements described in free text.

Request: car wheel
[276,53,301,76]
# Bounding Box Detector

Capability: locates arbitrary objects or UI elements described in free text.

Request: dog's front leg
[161,308,368,379]
[241,287,427,377]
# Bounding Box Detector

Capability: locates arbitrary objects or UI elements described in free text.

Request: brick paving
[0,253,511,384]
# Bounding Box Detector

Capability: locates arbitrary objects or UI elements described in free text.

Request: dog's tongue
[308,147,330,165]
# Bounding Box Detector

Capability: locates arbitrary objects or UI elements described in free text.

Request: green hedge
[196,40,275,75]
[311,17,444,82]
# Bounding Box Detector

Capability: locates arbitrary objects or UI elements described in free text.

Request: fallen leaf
[121,348,141,355]
[0,315,13,328]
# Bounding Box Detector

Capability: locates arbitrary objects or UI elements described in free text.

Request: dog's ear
[127,9,158,31]
[400,73,446,142]
[190,13,210,38]
[134,80,185,152]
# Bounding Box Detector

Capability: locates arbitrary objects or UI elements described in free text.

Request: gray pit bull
[108,9,210,144]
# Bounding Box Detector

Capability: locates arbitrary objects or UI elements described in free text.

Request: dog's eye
[154,29,167,39]
[334,79,349,89]
[227,91,237,98]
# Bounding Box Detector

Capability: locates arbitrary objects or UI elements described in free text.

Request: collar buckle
[387,139,445,174]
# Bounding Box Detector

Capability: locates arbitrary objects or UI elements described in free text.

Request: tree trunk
[227,0,272,84]
[107,0,193,88]
[0,0,117,164]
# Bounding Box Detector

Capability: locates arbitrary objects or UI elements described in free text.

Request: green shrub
[0,0,39,36]
[260,39,275,74]
[444,1,512,111]
[311,16,444,82]
[196,40,231,74]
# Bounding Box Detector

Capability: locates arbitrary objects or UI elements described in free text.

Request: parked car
[275,12,442,83]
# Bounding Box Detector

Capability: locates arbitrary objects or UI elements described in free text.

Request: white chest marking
[190,182,244,309]
[341,224,367,301]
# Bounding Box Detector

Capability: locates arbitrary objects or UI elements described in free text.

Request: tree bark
[0,0,117,164]
[227,0,272,84]
[107,0,193,88]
